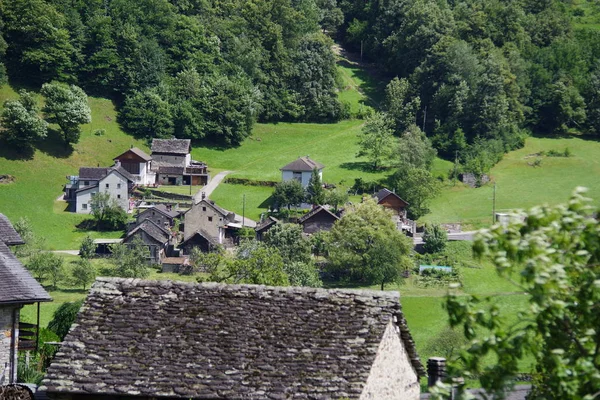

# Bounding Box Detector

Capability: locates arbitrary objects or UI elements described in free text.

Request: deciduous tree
[357,112,396,170]
[110,238,150,278]
[41,83,91,145]
[71,258,95,290]
[273,180,305,210]
[1,90,48,153]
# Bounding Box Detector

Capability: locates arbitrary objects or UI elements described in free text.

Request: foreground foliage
[434,188,600,399]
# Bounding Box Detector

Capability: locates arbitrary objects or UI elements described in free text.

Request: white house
[280,156,324,188]
[113,147,155,185]
[71,167,135,214]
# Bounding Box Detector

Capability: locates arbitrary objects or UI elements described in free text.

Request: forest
[1,0,600,169]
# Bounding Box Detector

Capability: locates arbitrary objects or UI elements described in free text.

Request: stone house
[113,147,155,186]
[280,156,324,188]
[183,197,255,249]
[0,214,52,385]
[136,205,179,230]
[179,229,217,255]
[40,278,425,400]
[151,139,209,186]
[65,166,135,214]
[374,188,409,219]
[298,205,340,234]
[123,219,171,264]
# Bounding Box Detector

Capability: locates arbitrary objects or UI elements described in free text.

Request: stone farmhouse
[113,147,155,186]
[40,278,425,400]
[64,166,135,214]
[182,196,256,250]
[280,156,324,188]
[123,219,172,264]
[135,205,179,230]
[151,139,209,186]
[0,214,51,385]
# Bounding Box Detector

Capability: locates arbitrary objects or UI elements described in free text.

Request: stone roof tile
[41,278,424,398]
[0,213,24,245]
[151,139,191,155]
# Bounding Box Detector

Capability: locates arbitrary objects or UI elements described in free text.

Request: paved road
[193,171,231,203]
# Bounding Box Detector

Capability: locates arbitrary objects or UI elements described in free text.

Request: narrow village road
[193,171,231,203]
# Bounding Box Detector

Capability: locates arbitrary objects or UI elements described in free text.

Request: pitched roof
[255,216,279,232]
[114,147,152,162]
[191,198,231,217]
[298,205,340,224]
[280,156,325,172]
[0,213,24,245]
[151,139,191,155]
[139,205,179,220]
[181,229,218,246]
[0,241,52,305]
[41,278,424,398]
[78,166,135,183]
[157,166,185,175]
[125,219,170,245]
[374,188,409,205]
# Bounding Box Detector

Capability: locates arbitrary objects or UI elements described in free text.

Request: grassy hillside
[0,85,149,249]
[425,136,600,227]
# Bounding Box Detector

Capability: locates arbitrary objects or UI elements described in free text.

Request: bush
[48,300,84,340]
[422,224,448,254]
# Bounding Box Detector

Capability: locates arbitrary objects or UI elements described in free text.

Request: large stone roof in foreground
[42,278,424,399]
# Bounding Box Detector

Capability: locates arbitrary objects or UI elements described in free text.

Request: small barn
[180,230,218,255]
[298,205,340,234]
[136,205,179,230]
[123,219,171,264]
[254,216,279,241]
[113,147,154,185]
[41,278,425,400]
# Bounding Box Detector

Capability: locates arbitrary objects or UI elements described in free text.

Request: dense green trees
[273,180,305,210]
[338,0,600,174]
[41,83,91,145]
[0,0,344,147]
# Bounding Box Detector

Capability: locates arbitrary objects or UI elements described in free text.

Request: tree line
[338,0,600,175]
[0,0,346,146]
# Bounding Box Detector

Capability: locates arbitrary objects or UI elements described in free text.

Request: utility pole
[453,150,458,186]
[492,182,496,225]
[242,194,246,228]
[422,106,427,133]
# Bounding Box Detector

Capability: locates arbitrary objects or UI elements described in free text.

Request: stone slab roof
[0,213,24,245]
[151,139,191,155]
[78,166,135,183]
[374,188,409,206]
[157,166,185,175]
[139,205,179,220]
[298,205,340,224]
[421,385,531,400]
[280,156,325,172]
[255,216,279,233]
[0,241,51,305]
[114,147,152,162]
[41,278,424,399]
[126,220,170,245]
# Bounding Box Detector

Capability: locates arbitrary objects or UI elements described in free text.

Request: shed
[298,205,339,234]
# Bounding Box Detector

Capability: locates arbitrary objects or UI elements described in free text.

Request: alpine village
[0,0,599,399]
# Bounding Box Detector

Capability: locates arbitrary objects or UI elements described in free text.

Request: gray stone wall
[184,201,223,243]
[360,319,420,400]
[0,305,19,384]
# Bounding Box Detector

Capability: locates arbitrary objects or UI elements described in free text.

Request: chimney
[114,159,121,167]
[201,192,206,200]
[427,357,447,388]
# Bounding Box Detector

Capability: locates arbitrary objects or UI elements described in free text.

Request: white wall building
[72,167,134,214]
[280,156,324,188]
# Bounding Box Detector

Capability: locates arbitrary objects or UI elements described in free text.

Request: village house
[151,139,209,186]
[298,205,340,234]
[113,147,155,186]
[182,196,256,250]
[123,219,172,264]
[135,205,179,230]
[64,166,135,214]
[254,215,279,241]
[40,278,425,400]
[375,188,409,219]
[0,214,52,385]
[280,156,324,188]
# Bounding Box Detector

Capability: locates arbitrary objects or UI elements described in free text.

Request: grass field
[425,136,600,227]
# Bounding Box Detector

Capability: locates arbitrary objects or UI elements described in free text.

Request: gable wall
[99,173,129,211]
[302,213,337,234]
[184,202,224,243]
[137,210,172,229]
[0,305,20,384]
[282,169,322,188]
[76,187,98,214]
[360,319,420,400]
[152,153,186,167]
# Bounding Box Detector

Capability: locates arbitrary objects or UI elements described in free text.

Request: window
[208,216,213,222]
[84,181,89,186]
[117,194,121,199]
[293,172,302,182]
[105,183,109,188]
[82,204,88,210]
[117,183,121,189]
[202,207,207,212]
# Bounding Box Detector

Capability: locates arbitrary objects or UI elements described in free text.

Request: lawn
[425,135,600,227]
